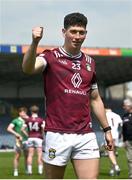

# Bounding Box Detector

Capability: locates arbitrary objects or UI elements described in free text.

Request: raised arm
[22,27,47,74]
[90,89,114,151]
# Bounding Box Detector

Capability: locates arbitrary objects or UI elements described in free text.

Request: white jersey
[106,110,122,140]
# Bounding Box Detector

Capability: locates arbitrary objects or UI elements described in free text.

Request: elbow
[22,64,34,75]
[7,127,10,132]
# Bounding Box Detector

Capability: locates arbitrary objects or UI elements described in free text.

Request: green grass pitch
[0,147,128,179]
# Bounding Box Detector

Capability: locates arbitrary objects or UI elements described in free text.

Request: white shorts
[42,132,100,166]
[28,137,43,148]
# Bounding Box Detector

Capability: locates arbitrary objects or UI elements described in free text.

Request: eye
[79,31,87,35]
[70,30,87,35]
[70,30,77,34]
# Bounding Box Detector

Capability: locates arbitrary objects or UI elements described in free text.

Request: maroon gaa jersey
[38,47,98,134]
[26,116,44,139]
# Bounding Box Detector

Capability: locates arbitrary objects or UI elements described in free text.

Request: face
[123,104,131,112]
[62,25,87,50]
[19,110,27,119]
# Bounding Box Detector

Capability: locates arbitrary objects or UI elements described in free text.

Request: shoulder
[83,52,95,64]
[11,118,18,123]
[38,117,44,122]
[27,117,32,121]
[38,48,59,57]
[37,48,60,64]
[10,118,18,126]
[82,52,96,73]
[112,112,120,117]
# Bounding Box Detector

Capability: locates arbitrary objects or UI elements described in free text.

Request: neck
[32,113,38,117]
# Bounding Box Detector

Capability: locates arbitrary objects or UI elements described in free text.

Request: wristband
[103,126,111,132]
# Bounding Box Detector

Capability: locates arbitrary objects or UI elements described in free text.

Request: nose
[75,32,80,39]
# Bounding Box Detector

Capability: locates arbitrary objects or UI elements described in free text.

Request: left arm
[90,88,114,151]
[21,124,28,137]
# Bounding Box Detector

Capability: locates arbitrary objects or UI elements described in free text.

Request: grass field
[0,147,128,179]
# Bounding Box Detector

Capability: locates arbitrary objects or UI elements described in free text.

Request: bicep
[34,56,47,73]
[7,123,14,131]
[90,88,100,101]
[90,88,103,108]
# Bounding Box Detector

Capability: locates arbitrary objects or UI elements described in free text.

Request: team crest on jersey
[86,63,91,71]
[49,148,56,159]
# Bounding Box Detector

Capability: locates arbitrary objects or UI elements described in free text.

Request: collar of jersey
[18,117,24,121]
[59,47,82,59]
[32,114,38,118]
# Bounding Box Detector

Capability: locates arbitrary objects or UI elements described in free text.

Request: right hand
[104,131,114,151]
[32,26,43,44]
[16,134,23,141]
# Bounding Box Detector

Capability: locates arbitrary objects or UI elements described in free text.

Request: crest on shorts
[86,63,91,71]
[49,148,56,159]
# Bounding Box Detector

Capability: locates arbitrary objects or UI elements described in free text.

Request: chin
[72,43,80,47]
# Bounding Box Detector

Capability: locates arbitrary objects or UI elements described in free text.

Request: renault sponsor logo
[64,88,86,96]
[71,73,82,88]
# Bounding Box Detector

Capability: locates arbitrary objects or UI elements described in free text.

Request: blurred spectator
[122,98,132,179]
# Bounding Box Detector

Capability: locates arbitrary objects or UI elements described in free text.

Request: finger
[37,27,43,34]
[32,27,43,38]
[40,26,43,31]
[105,145,113,151]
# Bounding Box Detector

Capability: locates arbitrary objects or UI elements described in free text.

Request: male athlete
[21,105,45,175]
[22,12,113,179]
[7,107,28,176]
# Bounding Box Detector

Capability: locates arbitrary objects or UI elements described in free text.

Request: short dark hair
[64,12,88,29]
[30,105,39,113]
[18,107,27,113]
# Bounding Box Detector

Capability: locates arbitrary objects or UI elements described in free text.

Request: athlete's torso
[26,116,44,139]
[39,47,97,133]
[11,117,28,141]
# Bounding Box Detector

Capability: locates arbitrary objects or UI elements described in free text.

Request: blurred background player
[105,107,122,176]
[122,98,132,179]
[22,105,45,175]
[7,107,29,176]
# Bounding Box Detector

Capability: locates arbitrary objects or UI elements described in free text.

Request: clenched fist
[32,26,43,43]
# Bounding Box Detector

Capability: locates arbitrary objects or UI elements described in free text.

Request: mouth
[72,41,81,46]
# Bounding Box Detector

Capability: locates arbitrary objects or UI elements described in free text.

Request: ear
[62,28,66,38]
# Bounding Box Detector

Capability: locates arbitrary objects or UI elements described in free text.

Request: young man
[122,98,132,179]
[22,12,113,179]
[21,105,45,175]
[7,107,28,176]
